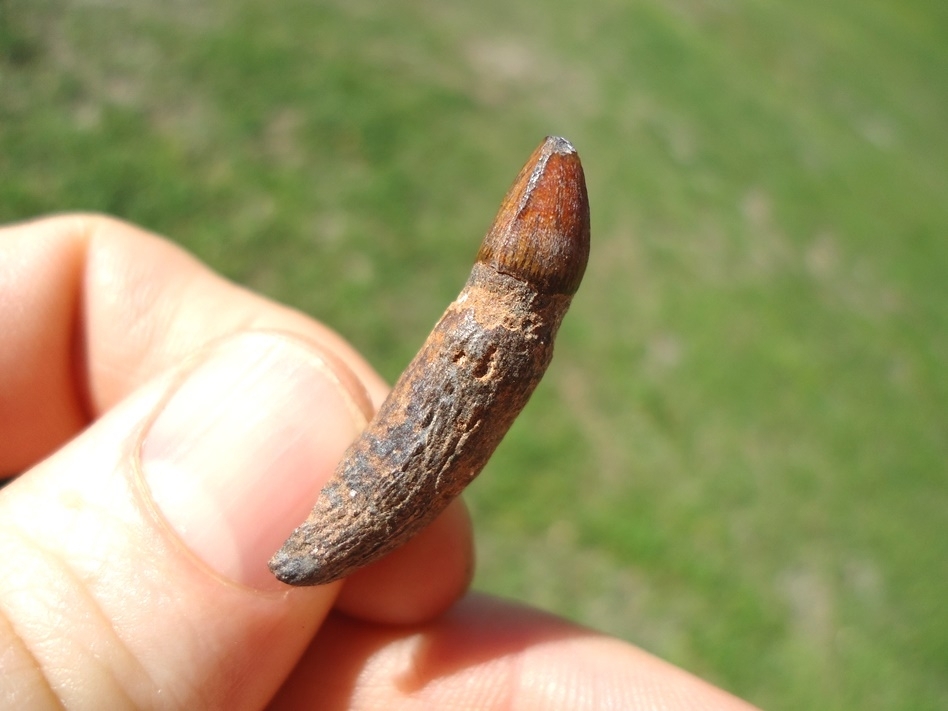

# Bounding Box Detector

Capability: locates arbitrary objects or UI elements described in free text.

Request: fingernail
[140,332,368,590]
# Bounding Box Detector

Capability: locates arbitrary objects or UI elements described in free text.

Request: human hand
[0,214,757,709]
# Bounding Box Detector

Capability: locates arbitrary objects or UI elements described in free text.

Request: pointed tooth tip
[544,135,577,154]
[477,136,590,295]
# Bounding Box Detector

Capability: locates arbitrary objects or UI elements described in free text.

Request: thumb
[0,332,370,708]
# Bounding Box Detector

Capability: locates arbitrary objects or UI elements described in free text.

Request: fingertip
[140,332,371,591]
[333,498,474,625]
[274,593,761,711]
[0,330,368,707]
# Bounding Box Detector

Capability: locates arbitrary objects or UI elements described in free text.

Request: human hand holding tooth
[0,141,758,709]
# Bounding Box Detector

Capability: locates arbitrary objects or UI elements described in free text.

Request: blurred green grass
[2,0,946,707]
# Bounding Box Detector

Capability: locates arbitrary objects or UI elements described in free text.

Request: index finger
[0,213,387,475]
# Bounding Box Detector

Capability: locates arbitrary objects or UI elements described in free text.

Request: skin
[0,214,759,710]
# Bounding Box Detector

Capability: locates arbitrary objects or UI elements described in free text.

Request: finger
[0,221,88,473]
[0,333,363,707]
[1,214,475,625]
[270,593,760,710]
[333,499,474,625]
[0,213,388,474]
[0,218,478,705]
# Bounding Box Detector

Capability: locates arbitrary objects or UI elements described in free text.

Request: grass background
[2,0,946,707]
